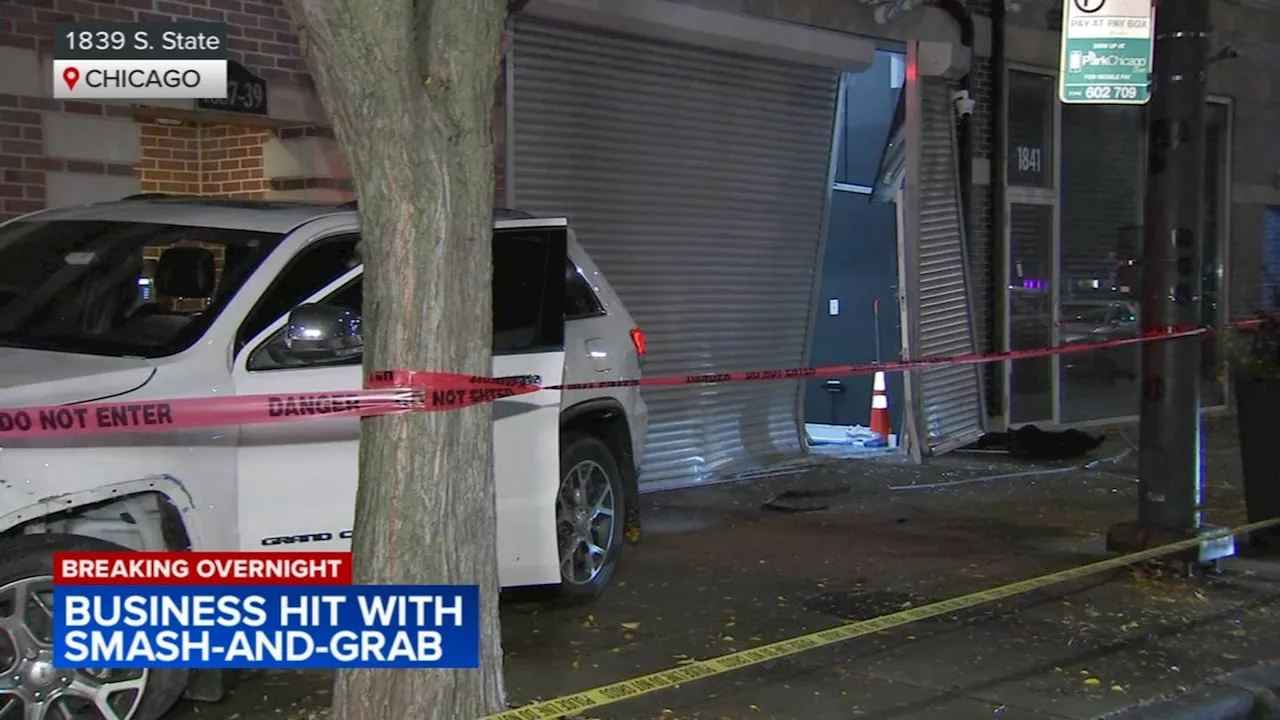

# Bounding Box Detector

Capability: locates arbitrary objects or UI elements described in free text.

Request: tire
[0,533,189,720]
[555,434,627,605]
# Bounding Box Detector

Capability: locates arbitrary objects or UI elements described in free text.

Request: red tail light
[629,327,646,357]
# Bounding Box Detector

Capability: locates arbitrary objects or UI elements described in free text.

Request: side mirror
[281,303,363,362]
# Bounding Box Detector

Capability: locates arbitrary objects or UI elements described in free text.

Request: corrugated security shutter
[510,18,839,490]
[915,79,985,453]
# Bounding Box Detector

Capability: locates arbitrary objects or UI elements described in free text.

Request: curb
[1105,664,1280,720]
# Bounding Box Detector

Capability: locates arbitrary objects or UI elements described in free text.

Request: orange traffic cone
[864,371,891,448]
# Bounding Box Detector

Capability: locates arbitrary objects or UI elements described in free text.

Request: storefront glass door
[1003,71,1231,428]
[1008,201,1057,424]
[1002,69,1059,426]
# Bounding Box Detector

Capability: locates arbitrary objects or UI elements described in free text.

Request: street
[168,413,1280,720]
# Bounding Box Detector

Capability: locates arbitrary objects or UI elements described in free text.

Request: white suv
[0,197,647,719]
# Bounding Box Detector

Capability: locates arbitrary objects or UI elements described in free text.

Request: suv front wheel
[555,434,626,604]
[0,533,188,720]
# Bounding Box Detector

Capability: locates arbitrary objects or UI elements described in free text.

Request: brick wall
[966,18,999,414]
[966,54,995,353]
[201,124,270,196]
[0,96,139,221]
[266,125,352,196]
[0,99,46,217]
[0,0,309,217]
[0,0,517,213]
[137,121,200,194]
[137,120,269,197]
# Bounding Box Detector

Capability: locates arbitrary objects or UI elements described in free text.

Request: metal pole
[873,298,883,363]
[1136,0,1209,536]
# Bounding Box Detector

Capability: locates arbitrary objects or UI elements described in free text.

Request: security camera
[952,90,976,119]
[874,0,911,24]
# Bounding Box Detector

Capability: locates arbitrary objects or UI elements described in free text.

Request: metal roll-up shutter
[915,78,985,453]
[510,18,839,490]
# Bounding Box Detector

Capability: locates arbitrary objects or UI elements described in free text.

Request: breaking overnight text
[52,566,480,669]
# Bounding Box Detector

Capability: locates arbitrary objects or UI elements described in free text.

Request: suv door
[230,225,569,588]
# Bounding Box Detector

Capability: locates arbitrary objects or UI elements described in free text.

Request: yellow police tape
[482,517,1280,720]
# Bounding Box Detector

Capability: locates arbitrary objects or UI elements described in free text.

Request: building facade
[968,0,1279,429]
[1,0,1276,486]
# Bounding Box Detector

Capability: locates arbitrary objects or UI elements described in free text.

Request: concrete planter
[1234,370,1280,547]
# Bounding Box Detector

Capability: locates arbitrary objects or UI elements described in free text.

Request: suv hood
[0,347,155,408]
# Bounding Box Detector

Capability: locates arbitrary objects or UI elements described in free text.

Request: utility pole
[1108,0,1232,564]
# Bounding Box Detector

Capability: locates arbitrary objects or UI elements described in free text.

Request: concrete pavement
[169,414,1280,720]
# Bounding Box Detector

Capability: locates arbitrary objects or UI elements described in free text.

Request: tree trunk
[280,0,508,717]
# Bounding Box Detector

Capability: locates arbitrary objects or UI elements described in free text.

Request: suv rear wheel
[0,534,188,720]
[555,434,626,604]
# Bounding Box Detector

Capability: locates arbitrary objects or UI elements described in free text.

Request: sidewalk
[175,415,1280,720]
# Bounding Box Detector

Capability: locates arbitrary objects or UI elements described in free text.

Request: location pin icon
[63,67,80,90]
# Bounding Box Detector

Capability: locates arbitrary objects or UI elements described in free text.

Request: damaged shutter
[509,17,840,489]
[900,72,987,455]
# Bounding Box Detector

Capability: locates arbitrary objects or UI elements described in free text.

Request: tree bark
[280,0,507,717]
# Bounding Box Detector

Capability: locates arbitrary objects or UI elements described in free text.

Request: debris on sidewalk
[166,417,1267,720]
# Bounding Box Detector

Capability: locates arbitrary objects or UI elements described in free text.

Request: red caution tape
[365,370,542,405]
[0,373,529,439]
[547,320,1262,392]
[0,320,1261,439]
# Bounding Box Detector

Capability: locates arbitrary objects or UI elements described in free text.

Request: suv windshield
[0,219,283,358]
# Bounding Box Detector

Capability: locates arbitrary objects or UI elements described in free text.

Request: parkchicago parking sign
[1059,0,1155,105]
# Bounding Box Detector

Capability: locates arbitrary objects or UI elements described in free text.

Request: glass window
[0,219,281,358]
[835,51,906,188]
[1007,71,1056,188]
[1265,207,1280,313]
[1058,104,1145,422]
[247,226,567,370]
[237,234,361,352]
[247,224,568,368]
[565,260,604,320]
[1200,101,1229,407]
[1058,101,1230,418]
[1009,203,1055,424]
[494,227,564,354]
[247,278,361,372]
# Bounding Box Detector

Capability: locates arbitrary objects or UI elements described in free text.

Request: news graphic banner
[52,552,480,669]
[0,321,1260,439]
[54,22,229,100]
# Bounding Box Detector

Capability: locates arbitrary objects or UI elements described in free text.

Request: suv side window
[236,234,361,353]
[494,226,565,355]
[565,260,605,320]
[247,277,361,371]
[247,226,566,370]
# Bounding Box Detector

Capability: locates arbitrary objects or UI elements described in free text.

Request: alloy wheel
[556,459,617,585]
[0,576,149,720]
